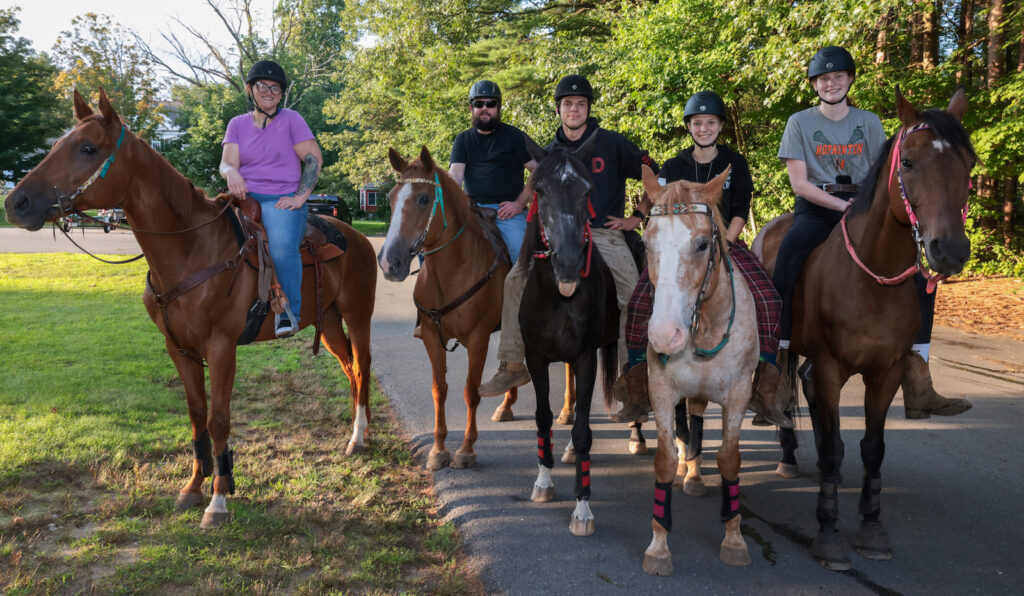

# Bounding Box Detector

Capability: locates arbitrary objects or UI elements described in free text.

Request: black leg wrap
[720,477,740,522]
[192,429,214,477]
[858,472,882,521]
[215,447,236,495]
[575,455,591,500]
[653,481,673,531]
[537,431,553,469]
[686,415,704,460]
[817,480,839,528]
[674,402,689,444]
[779,416,798,465]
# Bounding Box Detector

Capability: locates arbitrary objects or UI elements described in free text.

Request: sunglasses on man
[254,81,284,95]
[472,99,498,109]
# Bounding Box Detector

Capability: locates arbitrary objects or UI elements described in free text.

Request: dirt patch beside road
[935,276,1024,341]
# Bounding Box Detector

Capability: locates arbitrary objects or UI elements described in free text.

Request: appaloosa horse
[518,133,618,536]
[754,87,975,569]
[379,146,524,469]
[638,165,758,575]
[4,90,377,528]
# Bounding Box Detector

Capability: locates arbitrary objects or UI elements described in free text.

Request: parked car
[307,194,352,224]
[98,208,127,233]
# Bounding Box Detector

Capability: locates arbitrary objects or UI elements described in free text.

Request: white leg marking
[572,498,594,522]
[350,405,368,446]
[205,494,228,514]
[563,440,575,455]
[535,464,554,489]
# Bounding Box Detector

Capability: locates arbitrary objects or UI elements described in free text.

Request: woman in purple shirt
[220,60,323,336]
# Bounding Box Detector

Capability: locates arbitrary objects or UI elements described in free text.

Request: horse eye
[696,239,709,252]
[901,158,913,169]
[417,194,429,206]
[80,144,97,155]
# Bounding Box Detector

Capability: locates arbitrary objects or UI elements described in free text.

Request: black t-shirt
[659,145,753,224]
[450,123,533,204]
[550,118,659,227]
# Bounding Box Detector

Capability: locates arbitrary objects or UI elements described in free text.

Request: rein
[843,122,970,294]
[526,193,596,279]
[649,202,736,359]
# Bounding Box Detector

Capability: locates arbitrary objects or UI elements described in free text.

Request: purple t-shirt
[222,108,315,195]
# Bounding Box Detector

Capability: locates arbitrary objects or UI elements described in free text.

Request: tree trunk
[911,9,924,66]
[987,0,1006,85]
[957,0,975,86]
[1004,179,1016,249]
[875,9,892,65]
[922,1,940,70]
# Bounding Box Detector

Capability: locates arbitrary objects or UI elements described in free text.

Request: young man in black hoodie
[479,74,658,396]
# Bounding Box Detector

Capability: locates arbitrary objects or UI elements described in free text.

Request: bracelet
[631,208,647,223]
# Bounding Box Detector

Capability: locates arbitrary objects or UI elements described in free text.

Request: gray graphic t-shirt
[777,106,886,187]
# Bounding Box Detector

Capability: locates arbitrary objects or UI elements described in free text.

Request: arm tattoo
[296,152,320,196]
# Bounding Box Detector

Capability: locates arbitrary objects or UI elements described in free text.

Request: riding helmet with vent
[554,75,594,103]
[469,80,502,102]
[246,60,289,90]
[807,46,856,80]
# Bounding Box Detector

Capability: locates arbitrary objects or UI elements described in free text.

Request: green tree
[0,8,66,181]
[51,13,165,139]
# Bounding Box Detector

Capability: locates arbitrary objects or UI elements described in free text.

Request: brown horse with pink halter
[755,87,975,570]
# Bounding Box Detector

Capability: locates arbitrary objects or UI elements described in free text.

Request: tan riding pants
[496,227,639,369]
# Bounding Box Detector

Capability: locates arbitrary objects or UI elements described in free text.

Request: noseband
[649,202,736,358]
[841,122,971,293]
[396,172,465,257]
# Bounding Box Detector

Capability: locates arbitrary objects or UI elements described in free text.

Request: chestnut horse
[4,90,376,528]
[379,146,528,469]
[639,165,758,575]
[754,88,975,569]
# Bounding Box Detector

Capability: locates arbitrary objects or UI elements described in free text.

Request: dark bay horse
[379,146,523,469]
[4,90,377,528]
[754,88,975,569]
[639,165,758,574]
[518,133,618,536]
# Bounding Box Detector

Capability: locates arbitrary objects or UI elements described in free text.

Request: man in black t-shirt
[479,74,658,396]
[449,80,538,264]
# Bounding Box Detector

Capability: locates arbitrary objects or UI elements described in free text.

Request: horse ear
[419,145,436,172]
[703,165,731,207]
[96,88,122,127]
[947,86,968,122]
[895,86,918,127]
[573,127,600,163]
[523,134,547,164]
[641,165,661,198]
[73,90,94,121]
[388,147,408,172]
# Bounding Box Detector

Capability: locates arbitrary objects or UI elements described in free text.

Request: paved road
[6,229,1022,594]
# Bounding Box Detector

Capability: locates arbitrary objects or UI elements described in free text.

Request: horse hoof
[720,542,752,567]
[812,530,851,571]
[427,451,451,470]
[531,485,555,503]
[642,552,673,576]
[628,440,649,456]
[345,441,365,456]
[491,407,513,422]
[855,521,892,560]
[561,450,577,464]
[175,492,204,510]
[200,511,231,529]
[450,452,476,468]
[683,477,706,497]
[555,411,574,425]
[776,462,799,479]
[569,517,595,537]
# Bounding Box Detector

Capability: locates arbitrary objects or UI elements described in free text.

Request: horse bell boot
[749,360,794,429]
[611,362,653,422]
[902,352,972,419]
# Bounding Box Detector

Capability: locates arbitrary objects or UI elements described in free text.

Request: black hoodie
[658,144,753,225]
[549,117,659,227]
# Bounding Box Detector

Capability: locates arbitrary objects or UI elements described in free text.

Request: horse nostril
[12,193,30,215]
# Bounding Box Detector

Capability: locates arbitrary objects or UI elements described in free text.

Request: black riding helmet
[683,91,727,123]
[554,74,594,104]
[469,80,501,102]
[807,46,856,80]
[246,60,288,90]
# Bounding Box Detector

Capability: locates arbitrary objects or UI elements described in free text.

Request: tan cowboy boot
[749,360,794,429]
[479,361,531,396]
[611,362,653,422]
[902,352,972,419]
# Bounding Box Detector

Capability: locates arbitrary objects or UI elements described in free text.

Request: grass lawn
[350,219,388,236]
[0,253,478,594]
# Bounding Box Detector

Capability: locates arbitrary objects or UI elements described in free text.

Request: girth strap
[414,255,502,352]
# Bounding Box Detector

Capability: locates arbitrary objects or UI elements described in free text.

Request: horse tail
[600,344,617,411]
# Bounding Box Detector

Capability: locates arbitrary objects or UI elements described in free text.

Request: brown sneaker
[479,361,531,396]
[902,352,972,419]
[749,360,794,429]
[611,362,652,422]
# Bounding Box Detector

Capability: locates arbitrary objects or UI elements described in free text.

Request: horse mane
[849,109,977,217]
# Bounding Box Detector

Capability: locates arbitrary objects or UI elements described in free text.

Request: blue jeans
[250,193,307,318]
[477,202,527,264]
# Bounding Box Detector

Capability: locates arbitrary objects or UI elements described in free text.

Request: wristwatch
[631,208,648,224]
